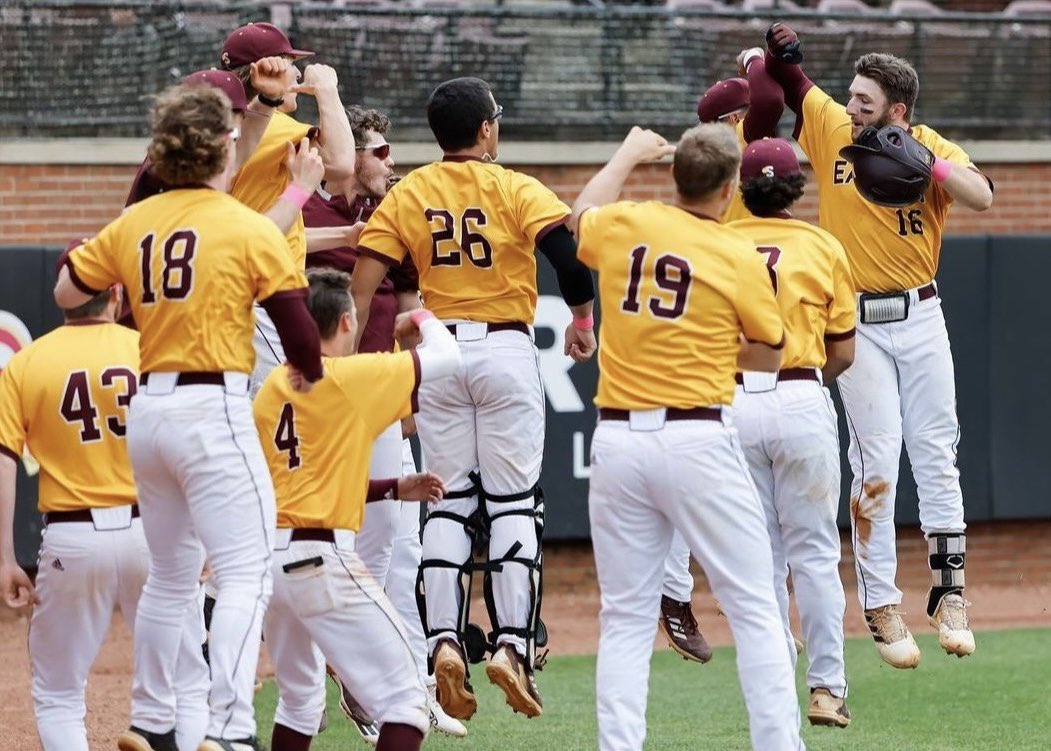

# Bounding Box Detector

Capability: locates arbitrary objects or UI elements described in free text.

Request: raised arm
[738,48,785,142]
[293,64,356,182]
[264,138,325,234]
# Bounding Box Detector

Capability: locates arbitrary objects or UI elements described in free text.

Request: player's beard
[355,162,388,199]
[852,106,894,141]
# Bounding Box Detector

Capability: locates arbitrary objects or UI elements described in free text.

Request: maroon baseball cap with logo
[741,138,802,181]
[220,22,314,70]
[696,78,750,123]
[183,69,249,112]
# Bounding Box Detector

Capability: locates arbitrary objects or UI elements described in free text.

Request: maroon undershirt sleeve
[764,52,816,139]
[743,57,786,142]
[366,478,399,502]
[259,289,324,382]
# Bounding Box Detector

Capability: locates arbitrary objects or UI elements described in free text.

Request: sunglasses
[226,127,240,142]
[355,142,391,159]
[490,104,504,122]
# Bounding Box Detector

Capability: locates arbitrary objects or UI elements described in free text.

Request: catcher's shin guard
[416,474,489,669]
[481,485,548,670]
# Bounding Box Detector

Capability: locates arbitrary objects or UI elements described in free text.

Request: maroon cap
[697,78,750,123]
[183,69,249,112]
[741,138,802,181]
[220,22,314,70]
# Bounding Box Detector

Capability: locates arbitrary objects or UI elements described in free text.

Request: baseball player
[571,124,803,751]
[0,265,208,751]
[253,268,462,751]
[764,23,993,667]
[214,22,357,397]
[659,56,788,662]
[54,84,324,751]
[352,77,597,720]
[729,138,856,727]
[302,106,466,740]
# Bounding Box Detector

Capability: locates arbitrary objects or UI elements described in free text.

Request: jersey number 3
[139,229,199,304]
[274,402,302,470]
[621,245,692,319]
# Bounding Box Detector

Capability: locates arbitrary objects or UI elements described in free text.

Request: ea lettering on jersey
[833,160,855,185]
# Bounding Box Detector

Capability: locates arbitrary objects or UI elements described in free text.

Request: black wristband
[257,93,284,108]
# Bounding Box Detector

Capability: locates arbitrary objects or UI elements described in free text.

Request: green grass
[255,629,1051,750]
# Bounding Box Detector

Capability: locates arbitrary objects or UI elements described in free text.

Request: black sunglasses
[490,104,504,122]
[355,143,391,159]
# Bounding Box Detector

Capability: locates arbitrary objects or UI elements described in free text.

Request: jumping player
[572,123,803,751]
[253,268,461,751]
[54,84,323,751]
[351,77,596,720]
[729,137,856,727]
[764,23,993,667]
[0,263,208,751]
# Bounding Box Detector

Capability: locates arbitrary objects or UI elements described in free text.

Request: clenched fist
[766,22,803,65]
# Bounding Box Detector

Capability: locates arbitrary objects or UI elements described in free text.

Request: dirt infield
[2,520,1048,750]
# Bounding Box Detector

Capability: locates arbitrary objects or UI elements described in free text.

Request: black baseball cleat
[117,726,179,751]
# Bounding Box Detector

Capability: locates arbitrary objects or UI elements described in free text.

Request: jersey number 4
[621,245,692,319]
[425,208,493,268]
[60,368,137,443]
[274,402,302,470]
[138,229,199,304]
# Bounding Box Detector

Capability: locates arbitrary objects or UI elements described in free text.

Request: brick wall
[0,160,1043,246]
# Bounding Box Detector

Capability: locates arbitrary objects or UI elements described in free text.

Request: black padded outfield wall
[0,238,1044,564]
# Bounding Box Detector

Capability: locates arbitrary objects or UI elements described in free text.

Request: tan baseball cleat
[807,688,852,728]
[929,593,976,657]
[433,638,478,720]
[865,604,921,669]
[485,644,543,718]
[657,595,713,663]
[793,636,805,655]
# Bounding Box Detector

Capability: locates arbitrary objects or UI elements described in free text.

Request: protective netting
[2,0,1050,140]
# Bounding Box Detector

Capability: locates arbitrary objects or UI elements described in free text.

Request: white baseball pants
[127,374,275,742]
[837,293,966,609]
[249,305,283,399]
[30,513,209,751]
[416,326,544,658]
[734,379,847,696]
[589,416,804,751]
[264,533,430,736]
[661,532,694,602]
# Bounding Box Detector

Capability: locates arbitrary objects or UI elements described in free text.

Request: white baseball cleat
[929,593,976,657]
[428,684,468,738]
[865,604,921,669]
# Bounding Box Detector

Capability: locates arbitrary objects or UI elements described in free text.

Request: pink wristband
[932,157,952,183]
[410,309,436,327]
[281,184,312,210]
[572,313,594,331]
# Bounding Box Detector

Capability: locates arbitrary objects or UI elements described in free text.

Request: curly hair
[345,105,391,145]
[147,84,233,187]
[741,173,806,216]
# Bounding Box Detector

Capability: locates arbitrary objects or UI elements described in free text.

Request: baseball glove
[839,125,934,208]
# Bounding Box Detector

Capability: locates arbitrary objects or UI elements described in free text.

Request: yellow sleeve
[69,221,122,293]
[826,240,857,338]
[0,355,27,459]
[735,249,785,347]
[332,352,418,436]
[796,85,850,173]
[576,203,626,270]
[509,171,571,245]
[250,220,308,301]
[357,189,409,264]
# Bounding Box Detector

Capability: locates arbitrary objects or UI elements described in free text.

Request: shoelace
[937,595,971,630]
[868,606,909,641]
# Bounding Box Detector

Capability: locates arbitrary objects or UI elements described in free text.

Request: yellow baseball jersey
[728,216,856,369]
[254,351,418,531]
[0,322,139,512]
[797,85,977,293]
[68,189,306,374]
[578,201,784,409]
[357,157,570,323]
[230,111,313,268]
[720,121,752,224]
